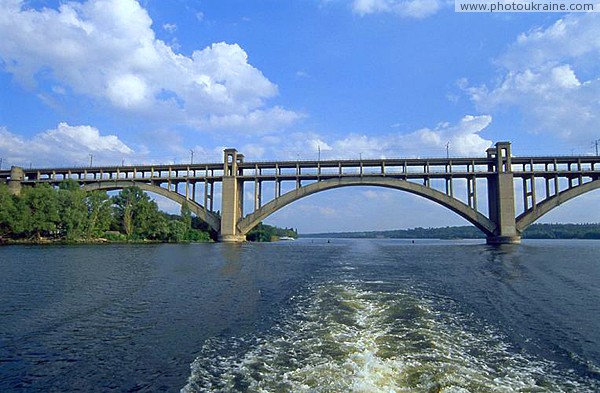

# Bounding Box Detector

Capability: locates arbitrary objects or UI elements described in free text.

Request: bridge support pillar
[219,149,246,242]
[486,142,521,244]
[8,166,25,196]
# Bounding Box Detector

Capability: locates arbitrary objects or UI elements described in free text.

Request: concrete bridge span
[2,141,600,244]
[237,177,497,237]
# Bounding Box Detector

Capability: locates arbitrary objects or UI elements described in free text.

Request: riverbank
[0,236,213,246]
[302,223,600,240]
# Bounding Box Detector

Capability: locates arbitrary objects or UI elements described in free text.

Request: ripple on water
[182,280,598,392]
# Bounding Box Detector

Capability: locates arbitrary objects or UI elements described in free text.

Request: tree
[112,187,141,238]
[111,187,166,240]
[181,202,192,231]
[17,184,60,240]
[57,180,88,240]
[0,184,212,243]
[0,184,17,237]
[85,191,112,239]
[167,220,187,242]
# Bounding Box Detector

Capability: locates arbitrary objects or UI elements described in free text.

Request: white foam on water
[182,281,599,392]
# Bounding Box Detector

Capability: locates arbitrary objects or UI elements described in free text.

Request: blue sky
[1,0,600,232]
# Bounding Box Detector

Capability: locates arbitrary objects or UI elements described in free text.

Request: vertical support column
[523,178,529,211]
[486,142,520,244]
[204,180,209,210]
[8,166,25,195]
[467,175,478,210]
[254,179,261,210]
[167,166,172,190]
[184,166,190,200]
[522,175,536,211]
[236,154,245,226]
[219,148,245,242]
[275,180,281,198]
[445,177,453,197]
[204,181,214,211]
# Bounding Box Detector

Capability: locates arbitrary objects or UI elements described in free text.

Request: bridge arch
[82,181,220,232]
[237,177,497,237]
[516,179,600,232]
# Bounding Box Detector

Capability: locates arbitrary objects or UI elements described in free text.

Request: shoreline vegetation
[246,223,298,243]
[302,223,600,240]
[0,181,212,245]
[0,182,296,245]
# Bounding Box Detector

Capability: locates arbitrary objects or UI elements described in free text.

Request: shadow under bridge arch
[82,181,221,233]
[237,177,497,237]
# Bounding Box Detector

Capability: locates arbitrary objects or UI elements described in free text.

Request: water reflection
[483,244,526,282]
[218,243,243,276]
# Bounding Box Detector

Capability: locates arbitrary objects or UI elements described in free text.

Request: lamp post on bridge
[89,154,94,167]
[190,149,194,164]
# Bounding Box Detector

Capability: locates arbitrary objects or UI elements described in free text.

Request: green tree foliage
[0,184,211,243]
[0,184,17,236]
[18,184,60,240]
[111,186,168,240]
[57,180,88,240]
[522,223,600,239]
[167,220,187,243]
[246,222,298,242]
[84,191,112,239]
[304,224,600,240]
[181,202,192,231]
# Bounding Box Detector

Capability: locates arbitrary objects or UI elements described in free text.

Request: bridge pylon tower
[218,148,247,242]
[486,142,520,244]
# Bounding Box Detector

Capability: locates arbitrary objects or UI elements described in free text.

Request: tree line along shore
[302,223,600,240]
[0,182,296,244]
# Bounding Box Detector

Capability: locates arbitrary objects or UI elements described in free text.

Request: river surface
[0,239,599,392]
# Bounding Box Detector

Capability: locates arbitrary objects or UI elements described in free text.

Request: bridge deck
[2,155,599,185]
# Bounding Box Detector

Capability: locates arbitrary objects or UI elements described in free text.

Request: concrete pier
[218,149,246,242]
[8,166,25,196]
[486,142,520,244]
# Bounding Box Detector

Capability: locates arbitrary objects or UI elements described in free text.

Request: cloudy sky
[1,0,600,232]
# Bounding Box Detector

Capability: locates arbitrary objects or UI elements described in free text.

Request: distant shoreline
[300,223,600,240]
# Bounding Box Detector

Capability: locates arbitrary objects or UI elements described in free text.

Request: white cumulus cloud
[463,12,600,142]
[0,123,134,167]
[242,115,493,160]
[0,0,299,132]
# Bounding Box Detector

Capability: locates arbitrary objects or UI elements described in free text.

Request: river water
[0,239,598,392]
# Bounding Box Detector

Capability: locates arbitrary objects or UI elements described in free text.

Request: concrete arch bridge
[2,142,599,244]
